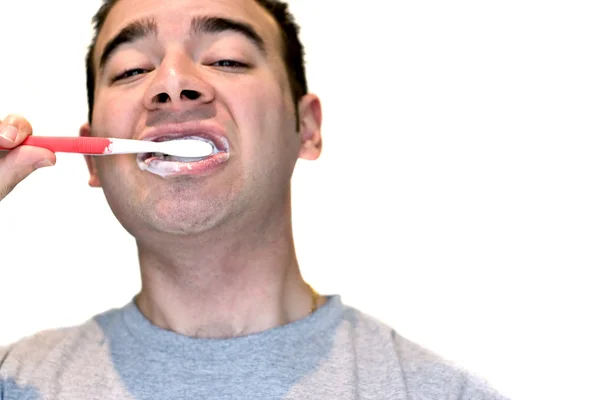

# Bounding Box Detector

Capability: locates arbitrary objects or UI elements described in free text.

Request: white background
[1,1,599,399]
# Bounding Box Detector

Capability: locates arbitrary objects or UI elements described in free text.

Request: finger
[0,114,34,149]
[0,145,56,201]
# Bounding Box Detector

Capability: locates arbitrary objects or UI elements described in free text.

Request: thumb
[0,146,56,201]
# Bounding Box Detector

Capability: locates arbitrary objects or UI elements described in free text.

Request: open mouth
[136,134,230,178]
[139,136,220,163]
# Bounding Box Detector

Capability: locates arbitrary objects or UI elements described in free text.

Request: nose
[143,52,215,111]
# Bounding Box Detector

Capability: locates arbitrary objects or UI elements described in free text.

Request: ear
[79,123,101,187]
[297,93,323,161]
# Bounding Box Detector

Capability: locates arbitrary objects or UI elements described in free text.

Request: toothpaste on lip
[136,136,227,178]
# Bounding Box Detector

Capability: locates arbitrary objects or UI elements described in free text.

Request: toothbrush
[0,136,214,158]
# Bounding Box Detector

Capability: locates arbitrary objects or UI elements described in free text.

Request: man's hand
[0,114,56,200]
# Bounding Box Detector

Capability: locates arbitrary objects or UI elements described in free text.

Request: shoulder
[339,303,510,399]
[0,305,123,376]
[392,332,509,400]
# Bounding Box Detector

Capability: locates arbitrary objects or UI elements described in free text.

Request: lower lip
[137,152,230,178]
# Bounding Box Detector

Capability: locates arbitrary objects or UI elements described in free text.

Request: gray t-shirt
[0,295,509,399]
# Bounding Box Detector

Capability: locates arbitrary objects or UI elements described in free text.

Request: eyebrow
[99,18,157,73]
[190,16,266,56]
[98,16,266,74]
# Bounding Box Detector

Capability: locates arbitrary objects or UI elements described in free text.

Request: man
[0,0,509,398]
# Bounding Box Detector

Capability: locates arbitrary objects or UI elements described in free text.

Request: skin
[70,0,324,338]
[0,115,56,200]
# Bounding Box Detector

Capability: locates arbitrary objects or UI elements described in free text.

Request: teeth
[147,152,209,162]
[164,155,208,162]
[148,136,219,161]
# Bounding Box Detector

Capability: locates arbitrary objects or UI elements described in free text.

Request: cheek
[96,155,138,182]
[93,91,143,139]
[227,80,296,140]
[226,85,300,185]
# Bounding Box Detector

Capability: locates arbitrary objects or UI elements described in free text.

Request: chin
[103,192,222,240]
[99,164,247,238]
[147,198,227,235]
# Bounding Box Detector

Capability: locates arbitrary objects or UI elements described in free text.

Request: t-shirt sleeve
[0,345,7,364]
[457,371,511,400]
[391,330,511,399]
[0,344,9,371]
[0,345,9,399]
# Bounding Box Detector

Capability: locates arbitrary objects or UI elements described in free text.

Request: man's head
[80,0,323,238]
[85,0,308,130]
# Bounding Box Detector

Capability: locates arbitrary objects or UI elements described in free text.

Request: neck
[133,202,321,339]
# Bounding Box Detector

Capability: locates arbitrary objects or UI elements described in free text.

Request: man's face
[83,0,322,236]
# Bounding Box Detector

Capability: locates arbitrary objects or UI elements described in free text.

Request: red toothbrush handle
[0,136,111,154]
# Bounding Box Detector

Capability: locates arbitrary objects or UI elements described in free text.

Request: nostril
[181,90,201,100]
[156,93,170,103]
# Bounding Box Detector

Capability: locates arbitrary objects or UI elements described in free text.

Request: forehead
[94,0,280,64]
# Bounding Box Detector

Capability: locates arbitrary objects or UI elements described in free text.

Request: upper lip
[138,121,229,152]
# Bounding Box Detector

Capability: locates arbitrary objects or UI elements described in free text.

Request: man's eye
[113,68,148,82]
[212,60,248,68]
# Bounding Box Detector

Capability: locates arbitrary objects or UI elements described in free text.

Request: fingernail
[0,125,19,143]
[34,159,54,169]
